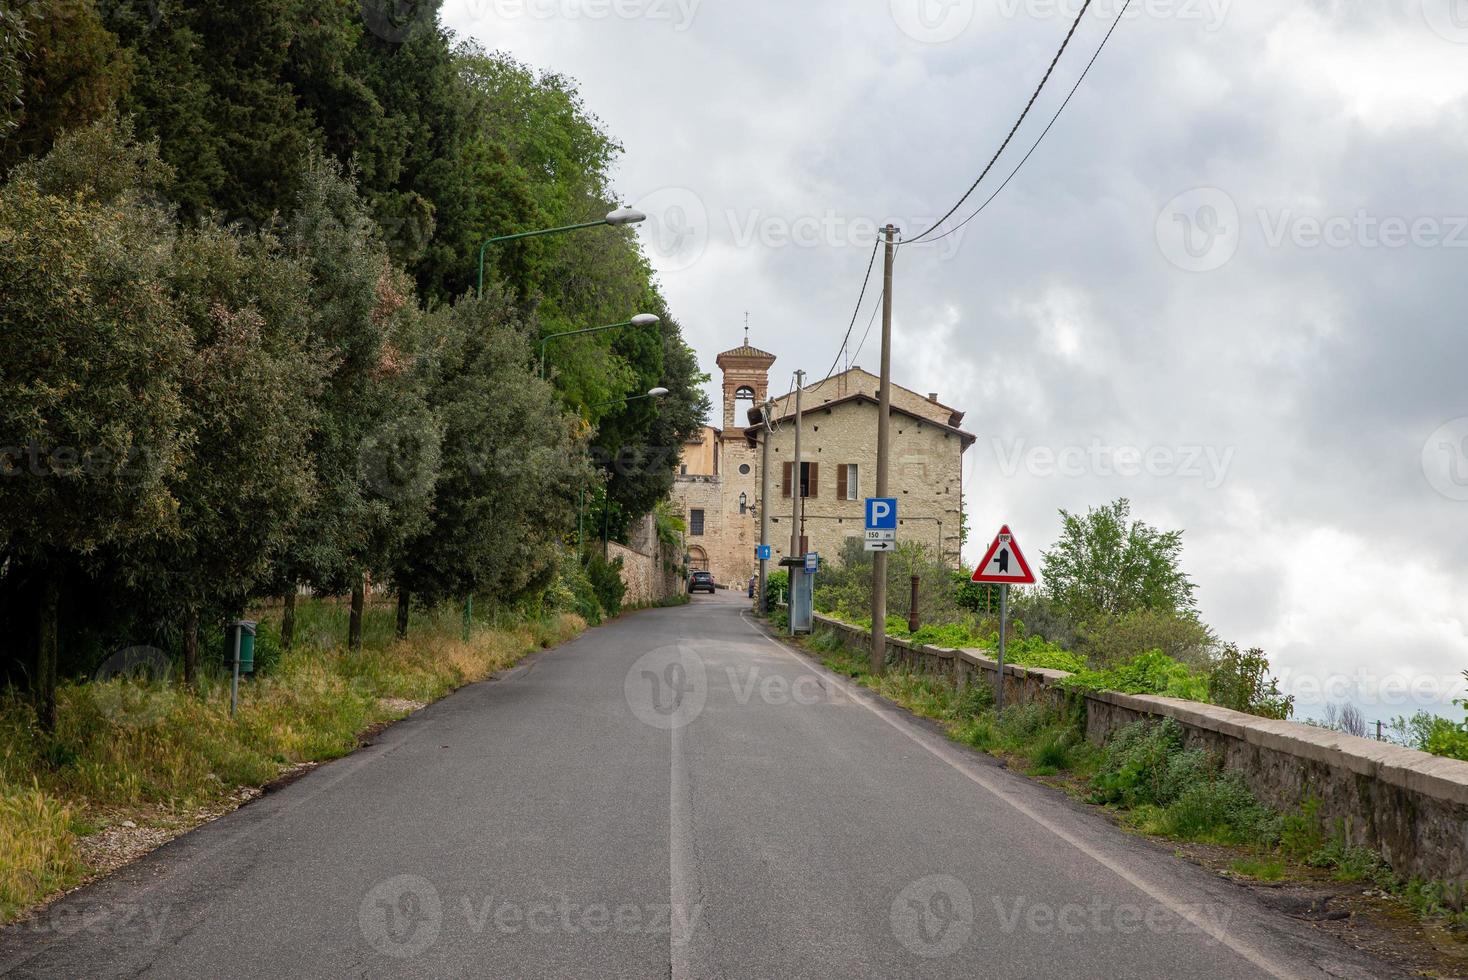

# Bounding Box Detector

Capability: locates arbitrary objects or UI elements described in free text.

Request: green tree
[390,288,591,633]
[0,0,132,174]
[273,154,439,650]
[1041,498,1196,623]
[141,217,326,683]
[0,118,190,727]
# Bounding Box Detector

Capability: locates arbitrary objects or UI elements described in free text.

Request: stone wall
[813,612,1468,887]
[608,515,682,607]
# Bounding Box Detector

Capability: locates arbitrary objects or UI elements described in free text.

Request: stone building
[669,336,974,587]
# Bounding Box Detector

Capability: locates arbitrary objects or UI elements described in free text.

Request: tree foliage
[1040,498,1197,623]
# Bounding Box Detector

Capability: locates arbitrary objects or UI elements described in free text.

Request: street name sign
[971,525,1036,585]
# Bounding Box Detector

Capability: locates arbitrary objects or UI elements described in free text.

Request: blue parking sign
[865,497,898,530]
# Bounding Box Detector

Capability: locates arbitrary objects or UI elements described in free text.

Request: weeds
[0,598,584,924]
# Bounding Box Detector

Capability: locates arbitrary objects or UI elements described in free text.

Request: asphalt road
[0,593,1402,979]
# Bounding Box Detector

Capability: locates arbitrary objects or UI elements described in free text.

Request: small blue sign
[756,544,772,561]
[804,552,820,573]
[865,497,898,531]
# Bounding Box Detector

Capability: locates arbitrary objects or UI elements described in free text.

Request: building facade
[669,338,974,588]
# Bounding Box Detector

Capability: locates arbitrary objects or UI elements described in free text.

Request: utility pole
[789,371,805,558]
[790,370,806,636]
[758,396,774,612]
[871,224,898,675]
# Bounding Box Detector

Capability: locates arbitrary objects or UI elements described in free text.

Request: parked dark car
[688,570,716,594]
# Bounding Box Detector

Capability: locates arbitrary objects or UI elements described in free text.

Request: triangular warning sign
[971,525,1036,585]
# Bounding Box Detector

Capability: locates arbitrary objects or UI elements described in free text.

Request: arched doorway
[687,546,709,572]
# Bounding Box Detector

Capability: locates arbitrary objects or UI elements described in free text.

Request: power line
[811,238,881,394]
[904,0,1133,247]
[906,0,1097,245]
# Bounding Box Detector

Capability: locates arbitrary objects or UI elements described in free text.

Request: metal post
[758,398,774,613]
[908,574,920,634]
[230,625,241,719]
[996,584,1009,713]
[870,224,898,674]
[463,596,472,642]
[789,371,806,636]
[578,487,585,558]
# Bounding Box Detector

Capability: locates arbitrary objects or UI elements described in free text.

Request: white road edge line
[738,612,1302,980]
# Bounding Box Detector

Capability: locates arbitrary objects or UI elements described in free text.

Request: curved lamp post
[477,208,646,298]
[540,314,660,378]
[580,387,670,556]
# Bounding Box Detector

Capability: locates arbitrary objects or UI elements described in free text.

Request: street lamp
[579,387,670,555]
[476,208,647,298]
[540,314,661,378]
[739,491,748,515]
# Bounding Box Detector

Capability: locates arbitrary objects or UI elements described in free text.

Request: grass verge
[0,599,585,923]
[799,624,1468,933]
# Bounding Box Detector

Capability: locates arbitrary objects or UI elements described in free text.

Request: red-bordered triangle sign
[972,525,1036,585]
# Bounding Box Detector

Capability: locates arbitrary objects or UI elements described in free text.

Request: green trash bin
[226,620,257,675]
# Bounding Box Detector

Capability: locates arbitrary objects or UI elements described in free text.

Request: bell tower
[715,322,776,434]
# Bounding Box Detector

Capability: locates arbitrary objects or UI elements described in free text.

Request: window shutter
[782,462,792,498]
[837,464,848,501]
[808,462,819,498]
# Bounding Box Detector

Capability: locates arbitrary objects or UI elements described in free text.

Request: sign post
[864,498,898,553]
[971,525,1037,713]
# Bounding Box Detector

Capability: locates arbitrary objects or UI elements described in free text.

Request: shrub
[1207,644,1293,720]
[584,553,626,619]
[1061,649,1209,701]
[1079,608,1215,669]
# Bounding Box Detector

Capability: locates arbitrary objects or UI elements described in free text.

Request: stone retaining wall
[813,612,1468,887]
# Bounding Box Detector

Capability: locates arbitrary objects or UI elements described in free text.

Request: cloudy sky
[442,0,1468,720]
